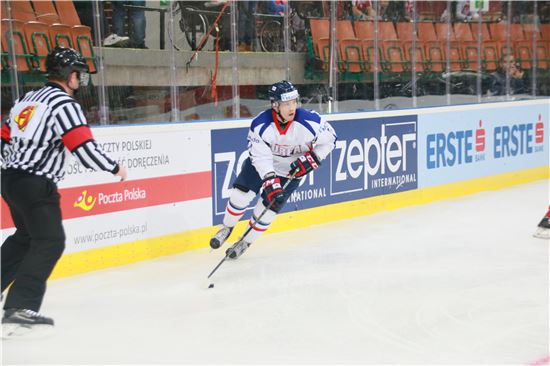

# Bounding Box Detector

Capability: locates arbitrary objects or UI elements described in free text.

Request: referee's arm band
[1,124,11,143]
[62,125,94,151]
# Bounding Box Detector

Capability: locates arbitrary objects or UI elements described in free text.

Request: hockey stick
[207,171,298,280]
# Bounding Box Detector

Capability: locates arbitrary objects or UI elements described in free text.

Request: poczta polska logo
[73,187,147,211]
[74,190,97,211]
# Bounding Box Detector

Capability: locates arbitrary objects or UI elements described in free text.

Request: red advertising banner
[1,172,211,229]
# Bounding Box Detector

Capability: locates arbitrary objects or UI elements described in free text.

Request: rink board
[1,99,548,279]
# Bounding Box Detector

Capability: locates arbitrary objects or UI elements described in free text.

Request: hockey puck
[208,283,215,289]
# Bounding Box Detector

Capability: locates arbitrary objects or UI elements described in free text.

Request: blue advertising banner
[211,115,418,224]
[418,104,548,188]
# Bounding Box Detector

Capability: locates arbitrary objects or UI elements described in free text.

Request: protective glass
[78,72,90,87]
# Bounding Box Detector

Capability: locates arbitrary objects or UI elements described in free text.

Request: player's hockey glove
[290,151,320,178]
[262,173,285,209]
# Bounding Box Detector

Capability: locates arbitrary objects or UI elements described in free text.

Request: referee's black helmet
[46,47,89,80]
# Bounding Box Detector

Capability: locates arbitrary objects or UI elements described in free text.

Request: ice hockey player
[210,80,337,259]
[533,206,550,239]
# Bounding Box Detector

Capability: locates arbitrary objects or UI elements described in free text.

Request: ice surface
[2,180,549,365]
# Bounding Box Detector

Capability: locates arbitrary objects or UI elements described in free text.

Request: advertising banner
[211,115,419,224]
[418,104,548,188]
[1,126,213,253]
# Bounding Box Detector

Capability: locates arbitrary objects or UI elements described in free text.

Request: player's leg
[210,158,262,249]
[226,176,301,259]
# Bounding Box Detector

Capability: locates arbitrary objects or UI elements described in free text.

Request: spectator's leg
[111,1,126,37]
[129,1,146,48]
[103,1,131,47]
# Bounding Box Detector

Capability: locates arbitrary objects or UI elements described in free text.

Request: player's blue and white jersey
[247,108,337,178]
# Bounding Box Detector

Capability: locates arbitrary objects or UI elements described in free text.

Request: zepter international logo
[14,106,36,131]
[74,190,97,211]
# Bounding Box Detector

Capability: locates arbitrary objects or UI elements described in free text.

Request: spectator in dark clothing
[108,1,147,49]
[238,1,257,51]
[489,54,528,96]
[379,0,410,22]
[73,1,110,45]
[268,0,286,15]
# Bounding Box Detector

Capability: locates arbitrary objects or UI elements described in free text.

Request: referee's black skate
[210,225,233,249]
[2,308,54,338]
[226,240,251,259]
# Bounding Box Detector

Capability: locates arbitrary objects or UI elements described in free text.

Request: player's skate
[533,227,550,239]
[2,308,54,339]
[210,225,233,249]
[226,240,251,259]
[533,217,550,239]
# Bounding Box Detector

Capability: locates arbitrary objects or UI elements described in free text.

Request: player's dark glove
[290,151,320,177]
[262,174,285,208]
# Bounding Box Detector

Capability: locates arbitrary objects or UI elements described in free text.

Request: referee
[1,47,127,336]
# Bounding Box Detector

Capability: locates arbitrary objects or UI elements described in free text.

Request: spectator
[350,0,375,20]
[455,0,480,21]
[489,54,528,96]
[268,0,286,16]
[106,1,147,49]
[238,1,257,51]
[322,1,352,19]
[379,0,409,22]
[73,1,113,45]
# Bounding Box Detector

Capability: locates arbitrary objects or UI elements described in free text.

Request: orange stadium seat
[435,22,456,41]
[23,21,51,71]
[383,40,407,73]
[336,21,363,73]
[453,23,474,42]
[453,22,478,71]
[417,22,445,72]
[53,0,96,72]
[395,22,425,72]
[309,18,330,71]
[5,0,35,22]
[353,20,374,40]
[378,21,398,40]
[540,24,550,41]
[469,22,498,71]
[31,0,60,24]
[1,19,32,72]
[31,0,74,48]
[353,21,383,72]
[470,22,491,42]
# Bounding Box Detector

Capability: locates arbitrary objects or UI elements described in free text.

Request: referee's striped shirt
[1,83,119,183]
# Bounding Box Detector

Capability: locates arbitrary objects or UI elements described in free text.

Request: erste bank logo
[427,120,486,169]
[494,113,545,158]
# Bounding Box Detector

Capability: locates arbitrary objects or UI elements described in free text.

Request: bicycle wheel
[168,4,209,51]
[167,2,187,50]
[182,6,209,50]
[260,20,282,52]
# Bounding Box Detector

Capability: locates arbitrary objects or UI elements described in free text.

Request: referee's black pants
[1,169,65,312]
